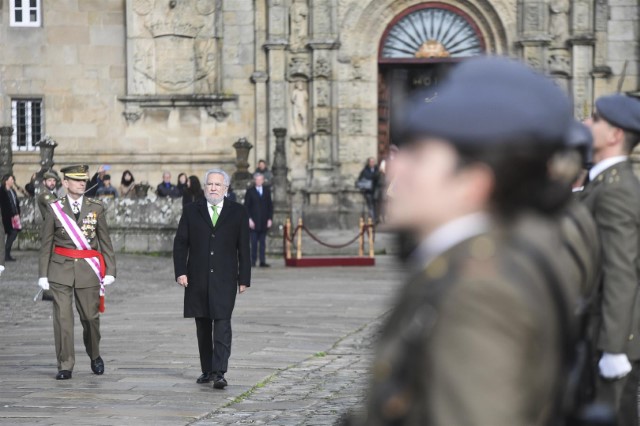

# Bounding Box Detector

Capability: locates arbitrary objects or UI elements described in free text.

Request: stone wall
[1,0,638,231]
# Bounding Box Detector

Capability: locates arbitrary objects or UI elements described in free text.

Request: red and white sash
[50,200,104,288]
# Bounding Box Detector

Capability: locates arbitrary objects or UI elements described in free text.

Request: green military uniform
[580,160,640,417]
[37,172,59,219]
[39,165,116,375]
[362,216,570,426]
[560,200,601,303]
[350,57,578,426]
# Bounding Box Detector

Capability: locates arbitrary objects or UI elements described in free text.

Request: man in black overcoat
[173,168,251,389]
[243,173,273,267]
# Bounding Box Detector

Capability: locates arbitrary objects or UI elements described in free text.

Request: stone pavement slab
[0,252,400,425]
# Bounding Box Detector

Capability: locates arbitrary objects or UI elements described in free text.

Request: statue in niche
[549,0,570,47]
[290,82,308,139]
[290,1,308,50]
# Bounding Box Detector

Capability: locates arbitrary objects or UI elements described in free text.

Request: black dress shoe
[213,375,228,389]
[91,356,104,375]
[56,370,72,380]
[196,372,212,384]
[259,263,270,268]
[5,256,16,262]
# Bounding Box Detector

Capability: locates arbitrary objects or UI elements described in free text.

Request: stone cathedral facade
[0,0,638,226]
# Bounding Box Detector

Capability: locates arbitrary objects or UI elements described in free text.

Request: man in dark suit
[173,168,251,390]
[244,173,273,267]
[580,94,640,425]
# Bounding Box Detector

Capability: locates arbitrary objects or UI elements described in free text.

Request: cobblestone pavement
[192,317,381,426]
[0,251,400,425]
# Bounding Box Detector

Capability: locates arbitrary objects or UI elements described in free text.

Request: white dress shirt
[208,198,224,222]
[68,195,84,213]
[256,186,263,196]
[589,155,628,182]
[411,212,491,269]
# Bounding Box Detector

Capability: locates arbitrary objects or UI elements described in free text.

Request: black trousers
[5,229,17,258]
[596,360,640,426]
[250,230,267,265]
[195,318,232,375]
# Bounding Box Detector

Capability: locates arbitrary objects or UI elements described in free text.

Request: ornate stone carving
[594,0,608,32]
[290,1,308,50]
[123,104,143,124]
[314,57,331,78]
[132,0,153,15]
[0,127,13,178]
[126,0,218,95]
[549,0,570,47]
[316,83,329,107]
[288,56,310,80]
[523,2,544,33]
[290,82,309,139]
[573,0,592,33]
[315,117,331,134]
[205,101,230,122]
[548,49,571,76]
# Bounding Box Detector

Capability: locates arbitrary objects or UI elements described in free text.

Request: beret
[402,56,573,148]
[565,120,593,166]
[595,94,640,133]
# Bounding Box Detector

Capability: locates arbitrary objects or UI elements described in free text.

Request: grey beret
[595,94,640,133]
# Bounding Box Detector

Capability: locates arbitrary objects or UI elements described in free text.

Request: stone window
[11,98,42,151]
[381,6,483,59]
[9,0,41,27]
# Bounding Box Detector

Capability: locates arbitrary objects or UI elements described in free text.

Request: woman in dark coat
[0,174,21,261]
[182,175,205,206]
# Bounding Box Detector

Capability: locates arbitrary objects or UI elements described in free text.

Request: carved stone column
[517,0,551,73]
[270,128,291,240]
[265,0,289,178]
[33,136,59,191]
[231,138,253,201]
[308,0,338,189]
[0,127,13,178]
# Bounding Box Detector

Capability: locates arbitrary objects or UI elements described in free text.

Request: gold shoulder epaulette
[87,197,103,205]
[603,167,621,185]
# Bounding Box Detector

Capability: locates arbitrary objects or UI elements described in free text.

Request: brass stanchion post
[367,218,375,258]
[296,218,303,259]
[285,218,291,259]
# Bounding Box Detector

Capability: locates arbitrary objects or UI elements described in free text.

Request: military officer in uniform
[37,171,59,219]
[38,165,116,380]
[353,57,576,426]
[581,94,640,426]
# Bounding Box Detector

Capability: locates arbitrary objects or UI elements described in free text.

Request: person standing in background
[96,175,118,200]
[119,170,137,199]
[254,160,273,187]
[357,158,380,223]
[244,173,273,268]
[177,173,188,197]
[86,165,109,197]
[157,171,181,198]
[38,172,60,219]
[0,174,21,262]
[182,175,205,206]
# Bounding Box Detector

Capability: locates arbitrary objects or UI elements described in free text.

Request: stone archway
[376,2,490,159]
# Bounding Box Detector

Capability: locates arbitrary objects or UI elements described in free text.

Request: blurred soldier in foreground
[581,94,640,426]
[352,57,576,426]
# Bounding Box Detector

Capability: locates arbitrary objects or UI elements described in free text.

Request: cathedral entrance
[378,3,486,159]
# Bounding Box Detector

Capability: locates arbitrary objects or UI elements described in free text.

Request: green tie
[211,205,219,226]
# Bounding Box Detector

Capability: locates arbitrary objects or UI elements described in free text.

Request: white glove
[0,265,5,276]
[103,275,115,286]
[38,277,50,291]
[599,352,632,379]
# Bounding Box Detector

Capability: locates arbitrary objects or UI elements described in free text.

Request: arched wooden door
[378,3,485,160]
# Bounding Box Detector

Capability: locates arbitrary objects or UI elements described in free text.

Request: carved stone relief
[127,0,218,95]
[316,83,329,107]
[314,57,331,79]
[549,0,569,47]
[290,1,308,51]
[290,82,309,139]
[548,49,571,75]
[288,56,310,80]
